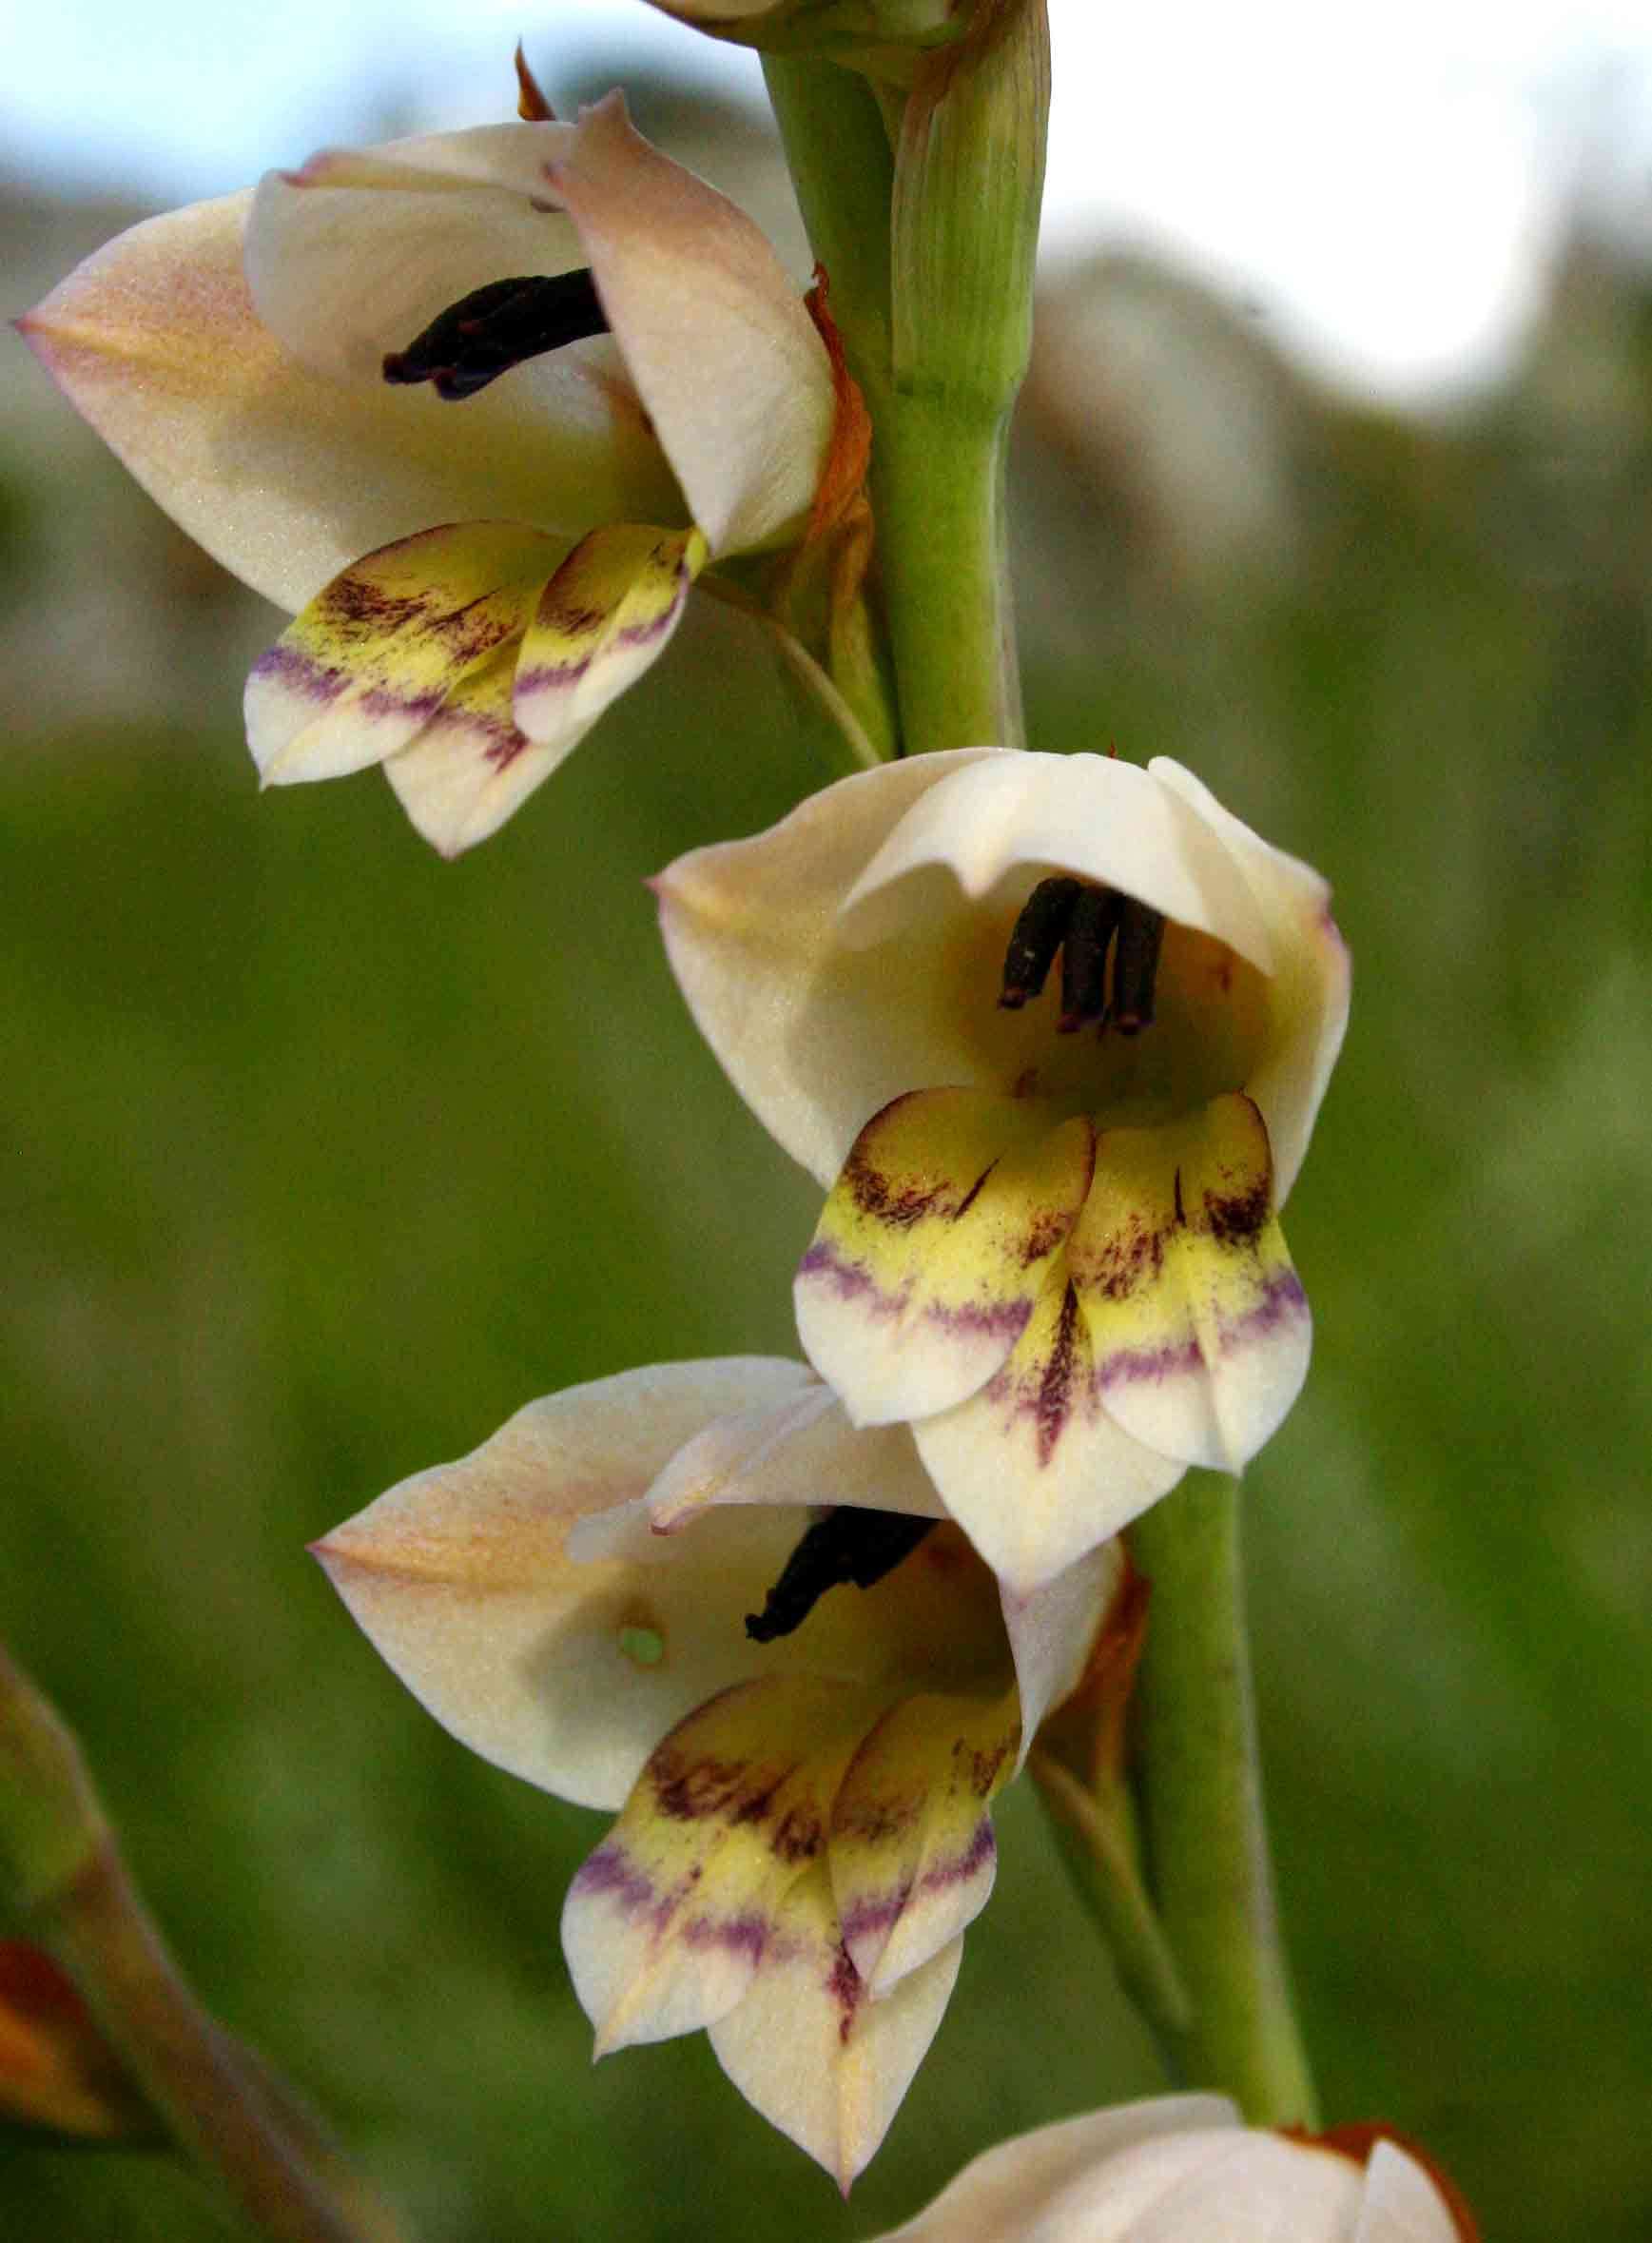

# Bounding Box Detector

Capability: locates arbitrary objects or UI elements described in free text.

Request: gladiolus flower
[656,750,1349,1590]
[863,2095,1476,2241]
[313,1357,1124,2187]
[20,88,841,854]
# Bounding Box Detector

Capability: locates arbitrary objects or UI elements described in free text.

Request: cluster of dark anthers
[383,270,608,400]
[999,875,1166,1034]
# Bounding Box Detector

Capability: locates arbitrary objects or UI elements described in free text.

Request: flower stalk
[0,1639,411,2243]
[1127,1477,1319,2127]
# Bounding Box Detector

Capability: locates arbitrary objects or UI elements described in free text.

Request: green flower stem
[1031,1752,1193,2065]
[1128,1476,1320,2127]
[762,56,895,395]
[0,1639,413,2243]
[764,53,1025,755]
[872,388,1021,751]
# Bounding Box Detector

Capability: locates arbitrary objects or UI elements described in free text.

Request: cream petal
[1126,2133,1365,2241]
[656,748,1345,1209]
[868,2098,1241,2242]
[381,643,557,859]
[311,1357,815,1812]
[642,1381,946,1533]
[20,193,680,616]
[840,753,1276,972]
[1355,2144,1464,2243]
[656,749,998,1184]
[1149,759,1351,1204]
[707,1865,962,2193]
[913,1285,1185,1593]
[245,125,586,385]
[547,92,835,555]
[998,1537,1123,1749]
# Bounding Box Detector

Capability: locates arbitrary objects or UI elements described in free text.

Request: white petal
[1355,2144,1463,2243]
[312,1357,814,1811]
[708,1871,962,2192]
[1122,2133,1364,2242]
[998,1537,1124,1751]
[547,93,835,555]
[1149,759,1351,1204]
[840,753,1275,971]
[642,1381,946,1533]
[246,126,585,384]
[913,1329,1183,1595]
[655,748,1001,1184]
[870,2098,1240,2243]
[21,192,677,614]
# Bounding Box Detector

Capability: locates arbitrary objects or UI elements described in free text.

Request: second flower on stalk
[658,748,1350,1590]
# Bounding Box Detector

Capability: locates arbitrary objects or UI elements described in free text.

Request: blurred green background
[5,74,1652,2243]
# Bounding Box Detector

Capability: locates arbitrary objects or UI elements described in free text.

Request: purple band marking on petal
[681,1910,768,1964]
[1096,1267,1309,1394]
[837,1817,998,1946]
[796,1242,1033,1348]
[570,1842,653,1912]
[249,644,346,703]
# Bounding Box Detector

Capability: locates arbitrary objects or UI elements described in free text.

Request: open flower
[864,2095,1476,2241]
[20,87,841,854]
[656,750,1349,1590]
[314,1356,1123,2187]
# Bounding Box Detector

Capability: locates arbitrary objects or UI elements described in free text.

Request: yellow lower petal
[828,1683,1017,1996]
[245,521,559,785]
[513,520,708,747]
[795,1089,1097,1427]
[1072,1091,1311,1473]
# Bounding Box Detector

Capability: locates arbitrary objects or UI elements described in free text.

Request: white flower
[21,90,842,854]
[656,750,1349,1589]
[865,2095,1473,2242]
[314,1356,1124,2187]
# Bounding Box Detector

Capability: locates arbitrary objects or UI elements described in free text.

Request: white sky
[5,0,1652,402]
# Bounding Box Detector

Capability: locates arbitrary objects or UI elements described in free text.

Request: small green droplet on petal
[618,1625,665,1668]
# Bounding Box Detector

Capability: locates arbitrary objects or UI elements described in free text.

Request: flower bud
[638,0,977,72]
[891,0,1049,412]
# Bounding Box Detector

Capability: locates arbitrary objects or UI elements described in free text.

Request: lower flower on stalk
[862,2094,1478,2242]
[21,72,856,854]
[313,1356,1126,2188]
[657,750,1350,1590]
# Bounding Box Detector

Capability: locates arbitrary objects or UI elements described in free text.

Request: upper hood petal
[866,2103,1464,2243]
[656,750,1347,1206]
[656,748,1001,1185]
[245,124,591,385]
[21,188,677,614]
[312,1356,816,1812]
[1149,758,1349,1202]
[543,92,835,555]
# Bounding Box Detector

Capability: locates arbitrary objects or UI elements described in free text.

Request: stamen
[1111,901,1167,1034]
[1058,885,1125,1033]
[999,876,1079,1008]
[745,1509,938,1645]
[997,875,1167,1036]
[382,271,609,401]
